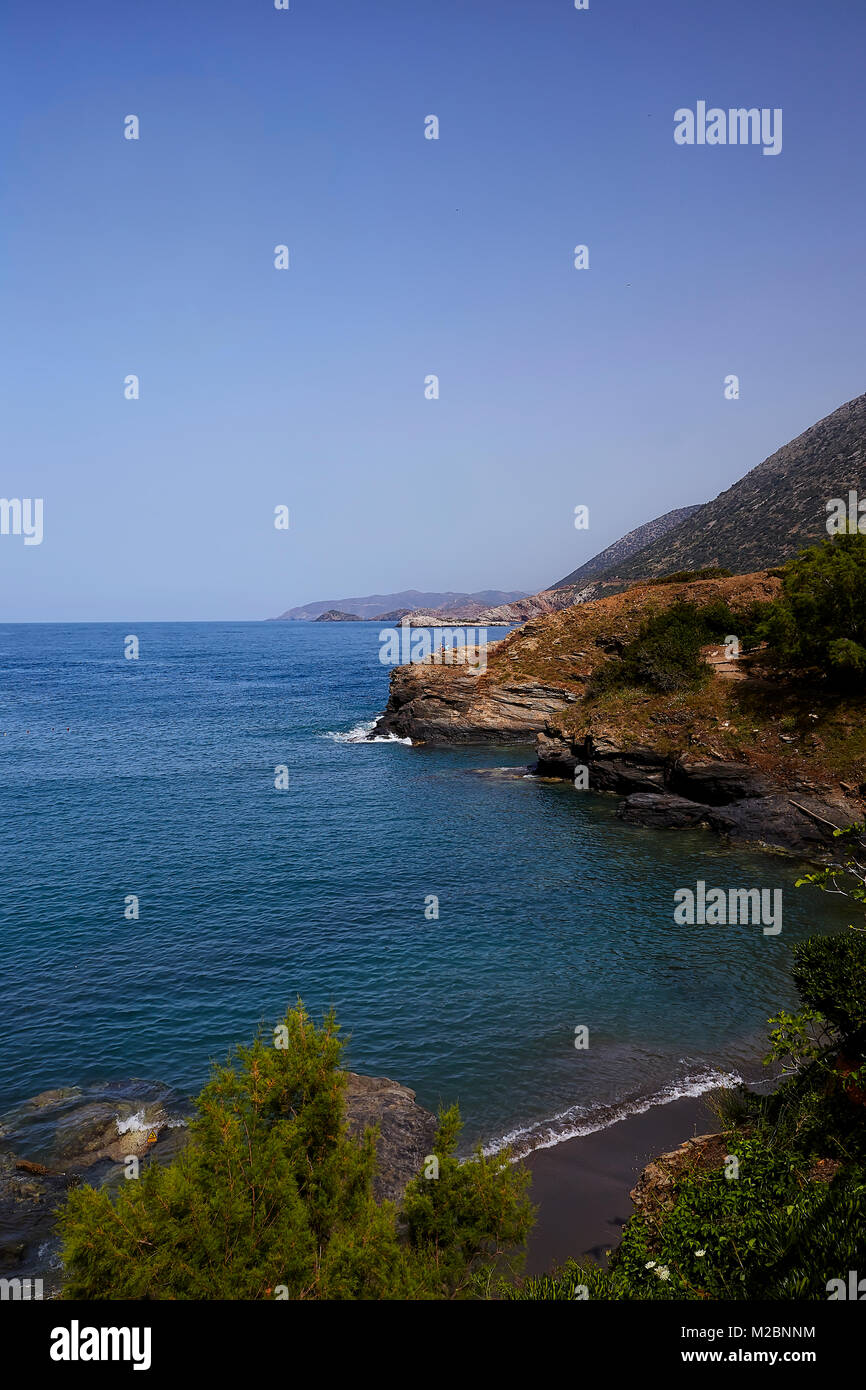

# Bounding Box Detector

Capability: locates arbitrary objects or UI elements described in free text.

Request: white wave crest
[322,720,412,745]
[482,1066,743,1160]
[115,1109,185,1136]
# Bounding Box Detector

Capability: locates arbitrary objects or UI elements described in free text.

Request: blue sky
[2,0,865,620]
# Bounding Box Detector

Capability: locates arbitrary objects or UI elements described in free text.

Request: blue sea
[0,622,852,1152]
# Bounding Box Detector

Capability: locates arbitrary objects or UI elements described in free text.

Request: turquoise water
[0,622,851,1150]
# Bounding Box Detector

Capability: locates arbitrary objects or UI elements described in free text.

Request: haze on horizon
[2,0,865,621]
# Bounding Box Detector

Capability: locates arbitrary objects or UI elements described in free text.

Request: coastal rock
[535,732,580,776]
[344,1073,437,1205]
[705,795,860,856]
[618,793,710,830]
[590,760,665,795]
[629,1133,728,1221]
[371,665,575,745]
[668,760,771,805]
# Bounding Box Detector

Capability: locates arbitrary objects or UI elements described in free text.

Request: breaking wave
[482,1066,744,1160]
[322,720,412,745]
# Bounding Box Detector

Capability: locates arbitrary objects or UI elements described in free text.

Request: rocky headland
[370,569,865,860]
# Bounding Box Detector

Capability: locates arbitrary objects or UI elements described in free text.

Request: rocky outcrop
[629,1133,729,1224]
[315,609,362,622]
[705,794,859,856]
[370,665,578,744]
[534,734,862,858]
[536,743,862,856]
[344,1074,437,1204]
[667,761,771,805]
[367,568,864,856]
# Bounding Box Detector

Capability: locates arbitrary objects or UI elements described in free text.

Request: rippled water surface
[0,622,850,1149]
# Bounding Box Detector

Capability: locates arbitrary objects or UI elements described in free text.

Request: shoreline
[523,1092,716,1274]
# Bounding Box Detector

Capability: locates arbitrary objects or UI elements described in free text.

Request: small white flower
[644,1260,656,1269]
[654,1264,671,1281]
[695,1249,706,1258]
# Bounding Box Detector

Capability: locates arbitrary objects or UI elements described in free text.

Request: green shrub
[793,930,866,1040]
[587,599,761,696]
[58,1002,533,1300]
[515,924,866,1300]
[760,532,866,683]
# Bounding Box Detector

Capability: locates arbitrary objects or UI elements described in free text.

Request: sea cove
[0,621,851,1157]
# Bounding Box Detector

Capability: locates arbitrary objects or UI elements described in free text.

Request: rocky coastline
[371,667,860,859]
[369,571,865,861]
[534,734,861,859]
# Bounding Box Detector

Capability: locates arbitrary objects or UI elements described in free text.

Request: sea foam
[482,1066,744,1160]
[322,720,412,745]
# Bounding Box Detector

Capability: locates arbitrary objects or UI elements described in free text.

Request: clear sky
[2,0,865,620]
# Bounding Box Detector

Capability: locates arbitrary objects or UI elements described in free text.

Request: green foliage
[400,1104,534,1295]
[500,1258,606,1300]
[587,599,761,696]
[792,930,866,1040]
[58,1002,533,1300]
[516,921,866,1301]
[605,1144,866,1301]
[828,638,866,677]
[760,532,866,683]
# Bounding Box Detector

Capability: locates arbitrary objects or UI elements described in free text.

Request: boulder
[630,1133,728,1221]
[706,795,859,855]
[344,1073,437,1204]
[668,761,772,805]
[590,760,665,795]
[617,793,710,830]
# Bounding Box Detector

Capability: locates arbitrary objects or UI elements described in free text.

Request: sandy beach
[524,1094,716,1274]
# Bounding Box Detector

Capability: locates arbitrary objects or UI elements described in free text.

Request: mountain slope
[552,505,702,588]
[610,392,866,581]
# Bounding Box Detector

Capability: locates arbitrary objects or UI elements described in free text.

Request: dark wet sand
[523,1094,715,1274]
